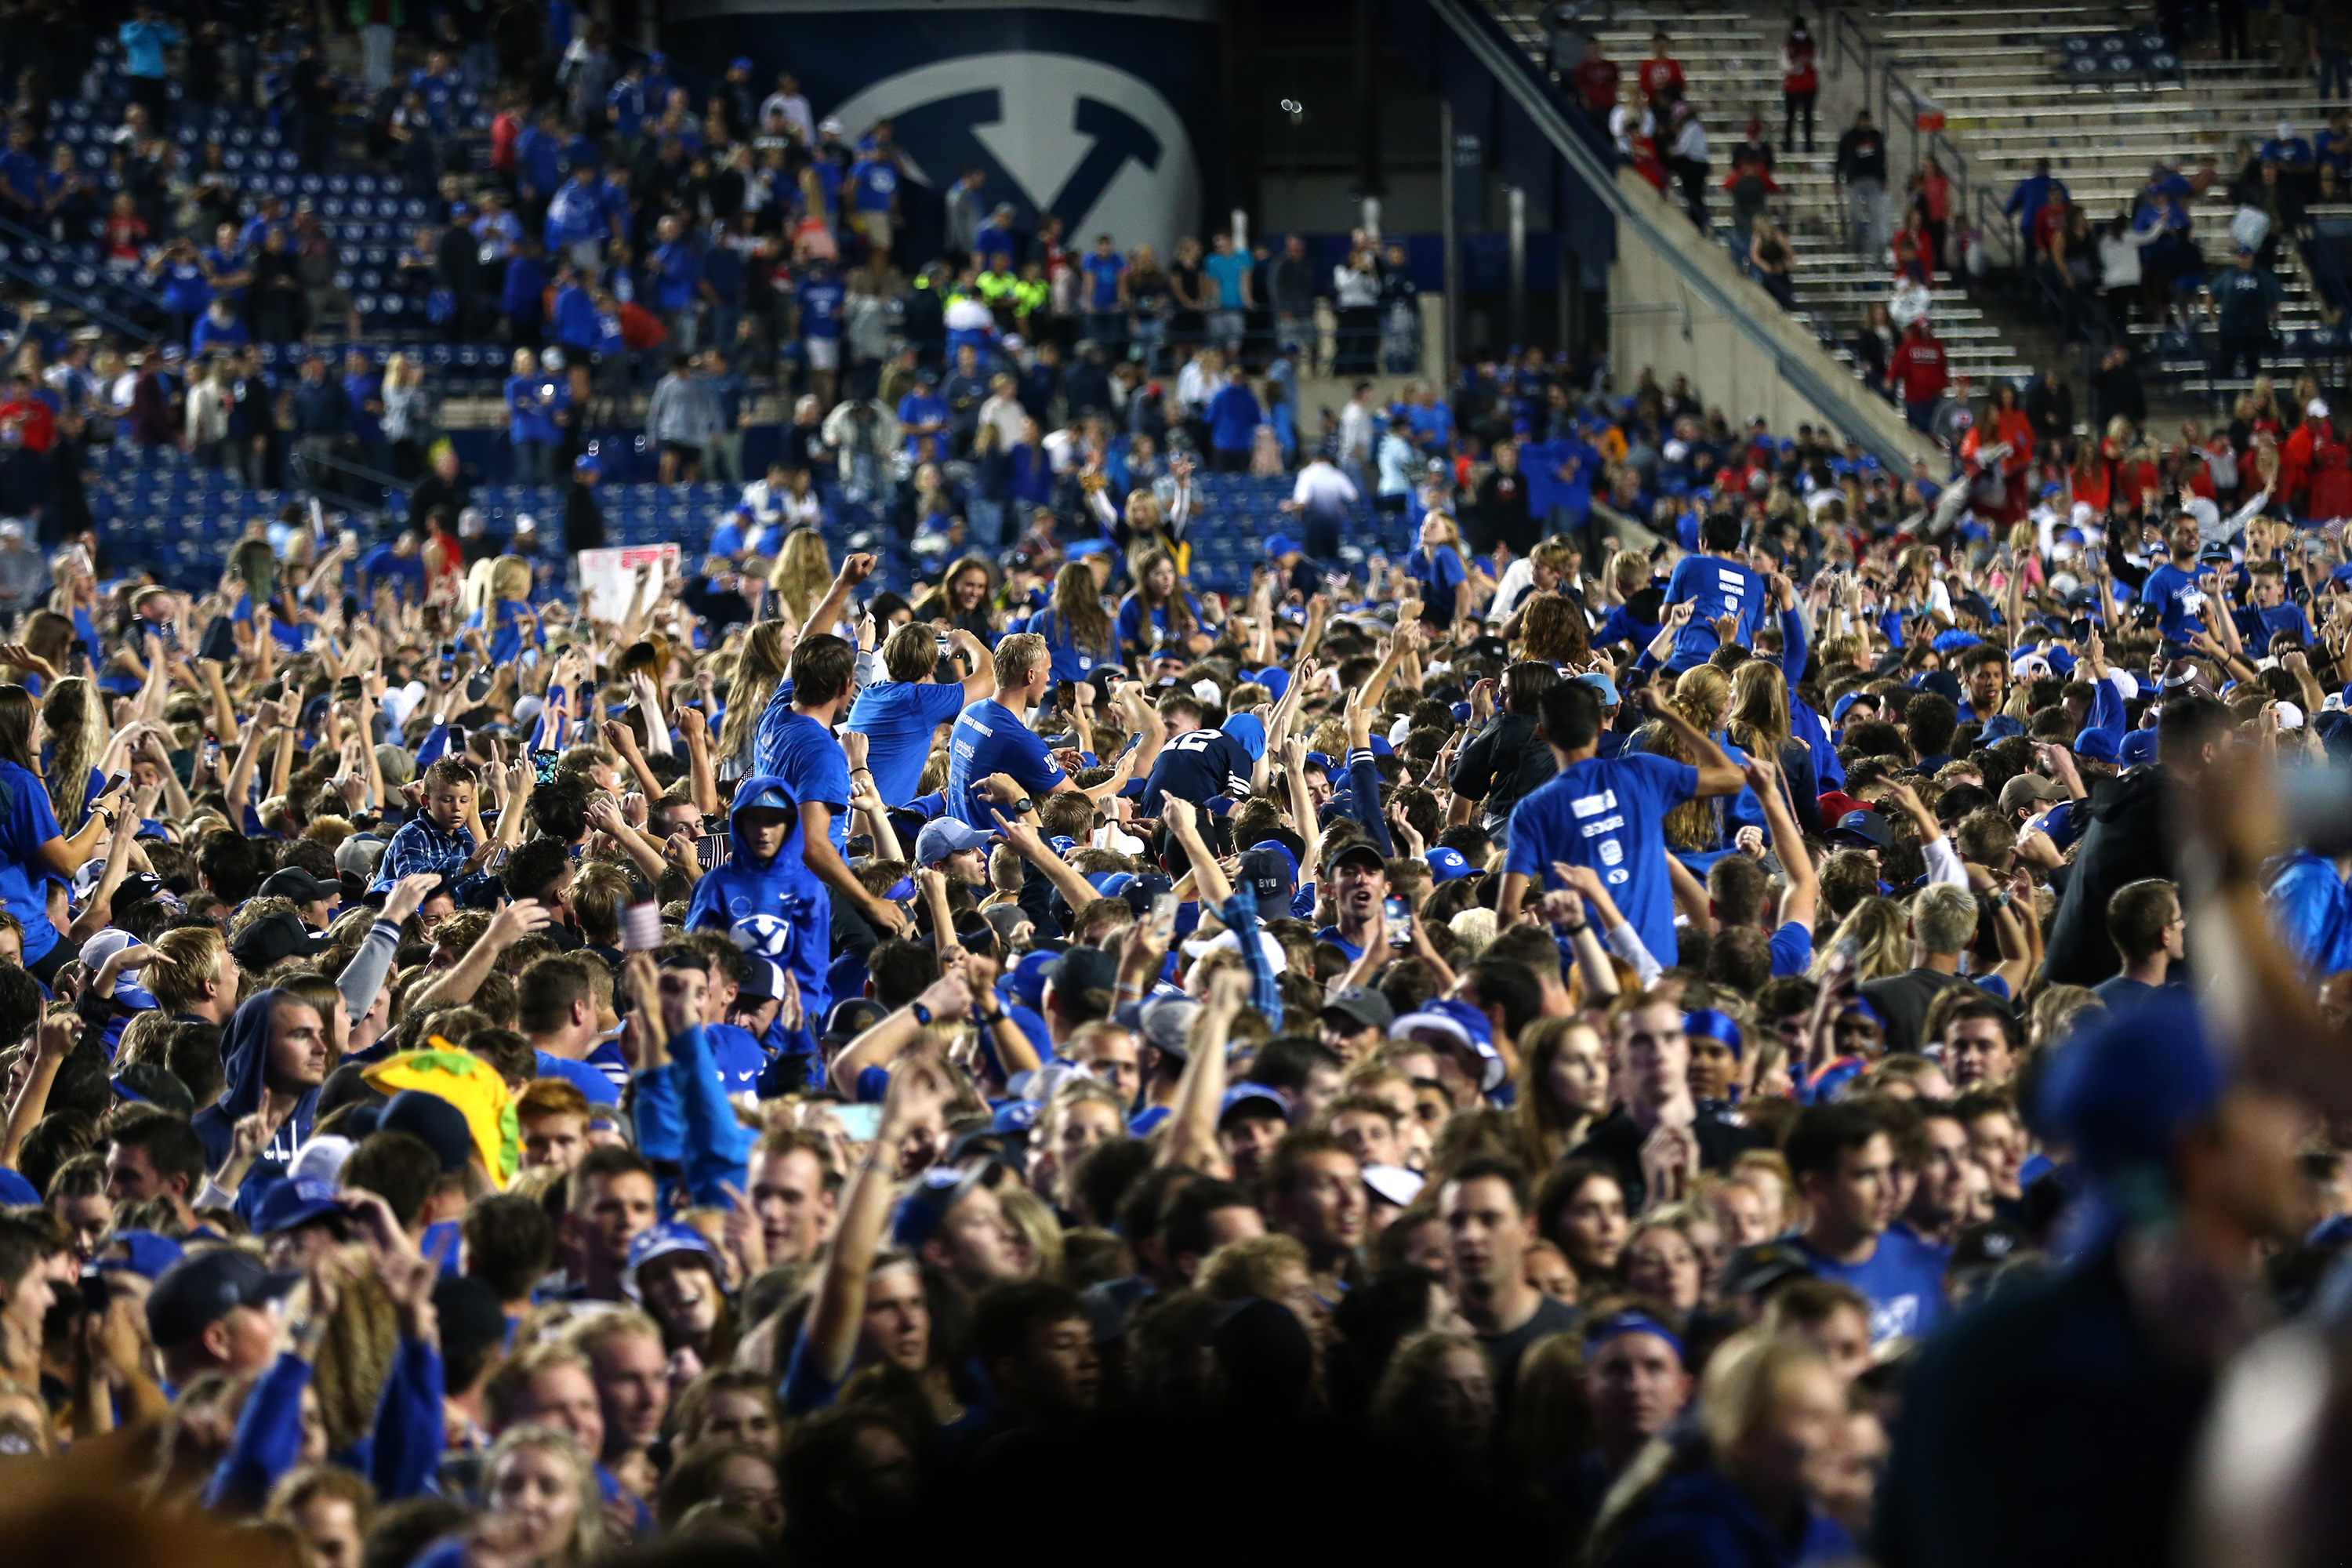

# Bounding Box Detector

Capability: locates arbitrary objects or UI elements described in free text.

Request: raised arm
[800,1057,951,1386]
[1744,753,1817,934]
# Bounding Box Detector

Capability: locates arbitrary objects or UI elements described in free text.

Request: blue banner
[670,0,1218,263]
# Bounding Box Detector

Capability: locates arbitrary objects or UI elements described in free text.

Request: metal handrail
[0,251,151,340]
[1828,7,1877,123]
[288,445,408,510]
[0,212,171,311]
[1432,0,1926,466]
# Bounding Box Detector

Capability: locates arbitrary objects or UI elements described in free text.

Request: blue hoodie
[684,775,833,1038]
[193,989,318,1170]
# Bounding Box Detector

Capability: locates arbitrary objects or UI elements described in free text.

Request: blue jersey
[1663,552,1768,667]
[1797,1228,1948,1345]
[757,712,852,855]
[2141,561,2208,643]
[851,158,898,212]
[797,277,844,339]
[946,699,1065,827]
[1139,727,1254,815]
[1504,753,1699,967]
[845,680,968,806]
[1082,252,1124,310]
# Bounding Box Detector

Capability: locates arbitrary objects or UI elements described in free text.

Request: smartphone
[532,748,560,785]
[465,670,493,703]
[336,675,362,701]
[621,901,662,951]
[1384,895,1413,948]
[1150,890,1180,942]
[438,641,458,683]
[102,770,130,797]
[78,1271,110,1316]
[832,1102,884,1142]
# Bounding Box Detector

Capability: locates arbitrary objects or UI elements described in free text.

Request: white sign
[578,544,682,623]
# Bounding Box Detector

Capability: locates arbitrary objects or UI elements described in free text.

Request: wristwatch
[1013,798,1036,815]
[977,1007,1005,1025]
[909,1002,933,1026]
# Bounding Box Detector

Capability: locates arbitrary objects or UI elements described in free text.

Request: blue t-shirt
[1504,753,1700,967]
[797,277,844,339]
[0,760,63,964]
[946,699,1064,827]
[1082,252,1124,310]
[851,158,898,212]
[1140,727,1255,815]
[1797,1228,1947,1345]
[651,241,701,311]
[1207,383,1261,452]
[2141,561,2207,643]
[702,1022,767,1097]
[845,680,968,806]
[1203,249,1249,307]
[1663,552,1769,668]
[2234,599,2312,653]
[760,712,852,855]
[1409,546,1469,626]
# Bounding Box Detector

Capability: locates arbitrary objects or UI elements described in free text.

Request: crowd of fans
[5,7,2352,1568]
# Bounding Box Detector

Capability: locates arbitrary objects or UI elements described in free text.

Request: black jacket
[564,479,604,553]
[2045,766,2172,985]
[1450,712,1555,829]
[1572,1106,1763,1217]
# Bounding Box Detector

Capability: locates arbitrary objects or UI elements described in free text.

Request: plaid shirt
[371,811,499,905]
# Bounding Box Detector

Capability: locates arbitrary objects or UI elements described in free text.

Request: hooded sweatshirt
[684,773,833,1037]
[194,988,318,1169]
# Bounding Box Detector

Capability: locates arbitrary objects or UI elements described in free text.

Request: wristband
[977,1008,1005,1025]
[909,1002,933,1026]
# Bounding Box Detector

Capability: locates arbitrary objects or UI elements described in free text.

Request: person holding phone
[0,685,130,983]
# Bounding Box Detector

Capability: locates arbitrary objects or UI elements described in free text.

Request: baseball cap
[230,909,329,971]
[82,928,158,1010]
[335,836,387,877]
[147,1248,300,1350]
[254,1178,348,1236]
[735,956,785,1003]
[573,452,601,474]
[97,1229,185,1281]
[1137,993,1202,1058]
[259,867,339,905]
[1425,847,1474,881]
[1004,949,1060,1011]
[2120,728,2160,768]
[821,996,889,1047]
[1319,986,1395,1034]
[1325,840,1387,877]
[890,1163,1000,1250]
[1265,532,1302,559]
[1828,810,1892,851]
[1239,842,1299,903]
[2040,992,2221,1176]
[1574,671,1621,706]
[379,1090,474,1174]
[914,818,994,868]
[1997,774,2067,815]
[2072,727,2121,765]
[1046,945,1118,998]
[1362,1164,1425,1207]
[1719,1240,1816,1299]
[1388,997,1504,1092]
[1217,1083,1292,1127]
[622,1221,727,1301]
[1830,691,1882,724]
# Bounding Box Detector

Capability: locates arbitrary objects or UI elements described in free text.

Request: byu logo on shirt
[826,53,1203,260]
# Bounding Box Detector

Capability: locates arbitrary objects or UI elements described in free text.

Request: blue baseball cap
[1831,690,1882,724]
[1830,810,1892,850]
[891,1163,1000,1250]
[914,817,994,868]
[1388,997,1504,1092]
[1221,711,1267,761]
[1218,1083,1293,1127]
[1425,846,1474,881]
[2073,727,2121,764]
[1583,1309,1686,1363]
[1066,538,1111,560]
[731,56,753,71]
[573,453,601,474]
[1266,533,1303,559]
[1574,671,1621,706]
[1253,666,1291,700]
[623,1221,726,1301]
[98,1229,186,1281]
[2038,992,2220,1176]
[2120,728,2160,768]
[1240,841,1298,902]
[254,1178,347,1236]
[1006,949,1057,1010]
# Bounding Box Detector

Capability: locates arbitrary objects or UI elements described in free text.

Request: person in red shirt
[0,376,56,455]
[1889,318,1949,434]
[2307,412,2352,522]
[1784,16,1820,153]
[1639,32,1685,110]
[1573,45,1621,118]
[1893,209,1935,286]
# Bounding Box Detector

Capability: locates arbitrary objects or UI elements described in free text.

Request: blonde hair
[484,1425,606,1568]
[770,530,833,631]
[1728,659,1790,760]
[490,554,532,604]
[1198,1233,1309,1301]
[1810,896,1911,985]
[1652,665,1733,850]
[716,622,792,767]
[41,675,107,828]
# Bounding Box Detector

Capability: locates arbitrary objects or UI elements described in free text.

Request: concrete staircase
[1872,2,2343,412]
[1487,0,2037,401]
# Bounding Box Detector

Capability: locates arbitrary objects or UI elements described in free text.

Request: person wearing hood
[2045,694,2227,985]
[193,987,332,1170]
[685,773,834,1050]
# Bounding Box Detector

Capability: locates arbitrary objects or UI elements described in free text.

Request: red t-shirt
[1573,57,1621,113]
[1784,42,1818,95]
[1639,57,1685,98]
[1890,337,1948,403]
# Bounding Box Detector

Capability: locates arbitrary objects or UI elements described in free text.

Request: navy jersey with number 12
[1140,727,1254,815]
